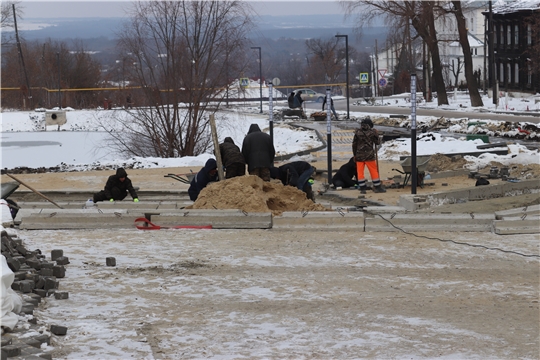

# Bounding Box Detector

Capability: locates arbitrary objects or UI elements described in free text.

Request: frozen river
[0,131,114,169]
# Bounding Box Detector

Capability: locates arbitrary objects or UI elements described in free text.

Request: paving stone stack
[1,230,70,359]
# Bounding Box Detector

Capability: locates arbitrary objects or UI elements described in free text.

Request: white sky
[19,0,345,18]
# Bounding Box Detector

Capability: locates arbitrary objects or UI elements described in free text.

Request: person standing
[293,90,304,108]
[241,124,275,181]
[219,137,246,179]
[188,158,219,201]
[322,96,339,120]
[93,168,139,203]
[352,117,386,194]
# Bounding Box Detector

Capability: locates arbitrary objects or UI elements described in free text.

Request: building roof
[492,0,540,14]
[449,33,484,48]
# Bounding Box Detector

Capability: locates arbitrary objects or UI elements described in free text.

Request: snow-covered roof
[493,0,540,14]
[449,33,484,48]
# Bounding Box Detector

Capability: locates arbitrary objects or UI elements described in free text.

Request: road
[305,99,540,123]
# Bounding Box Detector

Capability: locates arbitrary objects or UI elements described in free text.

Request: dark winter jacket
[294,92,304,108]
[273,161,313,188]
[219,137,245,168]
[352,126,380,162]
[103,168,138,199]
[188,158,219,201]
[287,92,295,108]
[322,97,334,110]
[241,124,275,172]
[332,157,357,188]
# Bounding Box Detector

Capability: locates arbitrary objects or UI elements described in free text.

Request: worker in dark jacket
[188,158,219,201]
[332,157,357,189]
[93,168,139,202]
[241,124,275,181]
[270,161,316,201]
[352,117,386,193]
[219,137,246,179]
[322,96,339,120]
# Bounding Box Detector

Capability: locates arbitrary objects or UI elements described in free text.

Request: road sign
[378,78,387,87]
[359,72,369,84]
[240,78,249,87]
[378,69,387,78]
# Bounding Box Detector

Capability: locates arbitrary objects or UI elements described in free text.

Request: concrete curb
[272,211,365,230]
[364,212,495,232]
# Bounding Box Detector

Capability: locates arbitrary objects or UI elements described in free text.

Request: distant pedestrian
[322,96,339,120]
[241,124,275,181]
[93,168,139,203]
[294,90,304,108]
[188,158,219,201]
[332,157,357,189]
[352,117,386,193]
[219,137,246,179]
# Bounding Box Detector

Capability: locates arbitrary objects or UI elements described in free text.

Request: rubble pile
[1,230,70,359]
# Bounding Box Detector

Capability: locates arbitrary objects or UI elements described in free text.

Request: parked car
[294,88,326,103]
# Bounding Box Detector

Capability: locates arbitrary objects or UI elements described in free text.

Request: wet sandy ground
[19,228,539,359]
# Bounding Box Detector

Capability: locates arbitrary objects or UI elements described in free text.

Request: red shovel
[134,217,212,230]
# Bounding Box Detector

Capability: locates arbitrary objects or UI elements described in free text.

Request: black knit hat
[361,117,373,128]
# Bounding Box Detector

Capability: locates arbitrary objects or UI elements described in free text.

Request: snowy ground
[1,91,539,172]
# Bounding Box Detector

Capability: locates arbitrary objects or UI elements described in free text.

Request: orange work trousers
[356,160,380,182]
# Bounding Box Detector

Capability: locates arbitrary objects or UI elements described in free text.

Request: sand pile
[187,175,327,216]
[426,153,470,172]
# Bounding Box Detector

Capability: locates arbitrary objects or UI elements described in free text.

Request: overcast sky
[20,0,346,18]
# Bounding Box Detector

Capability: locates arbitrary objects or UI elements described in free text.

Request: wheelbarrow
[164,173,196,185]
[392,155,431,188]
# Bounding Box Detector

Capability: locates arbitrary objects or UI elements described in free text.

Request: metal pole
[410,74,417,194]
[57,52,61,109]
[251,47,262,113]
[489,1,498,105]
[326,88,332,185]
[268,81,273,144]
[335,35,349,119]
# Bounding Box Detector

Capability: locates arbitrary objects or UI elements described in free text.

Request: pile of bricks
[1,230,70,359]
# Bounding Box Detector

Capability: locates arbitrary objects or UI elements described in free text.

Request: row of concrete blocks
[398,179,540,211]
[13,206,539,234]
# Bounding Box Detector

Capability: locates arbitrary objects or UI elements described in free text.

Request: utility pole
[13,4,32,109]
[489,0,498,105]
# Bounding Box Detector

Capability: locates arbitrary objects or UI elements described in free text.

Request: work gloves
[133,198,139,202]
[109,199,114,202]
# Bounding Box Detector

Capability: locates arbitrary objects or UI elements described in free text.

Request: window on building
[515,25,519,46]
[507,25,511,47]
[507,63,512,83]
[527,24,532,45]
[528,63,532,84]
[515,63,519,85]
[494,24,498,46]
[500,63,504,82]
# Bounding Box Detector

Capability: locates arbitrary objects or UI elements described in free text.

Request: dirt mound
[426,153,470,172]
[187,175,327,216]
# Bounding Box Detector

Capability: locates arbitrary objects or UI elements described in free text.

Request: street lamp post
[335,35,349,119]
[251,46,263,113]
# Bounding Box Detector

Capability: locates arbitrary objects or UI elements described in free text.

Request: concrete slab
[495,204,540,220]
[493,220,540,235]
[272,211,364,230]
[151,210,272,229]
[365,213,495,232]
[19,212,138,230]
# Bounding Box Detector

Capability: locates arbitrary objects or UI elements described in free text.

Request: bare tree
[447,1,483,106]
[342,0,450,105]
[106,0,254,158]
[1,39,102,109]
[304,37,346,86]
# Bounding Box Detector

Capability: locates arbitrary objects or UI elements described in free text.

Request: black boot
[359,186,367,194]
[373,185,387,193]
